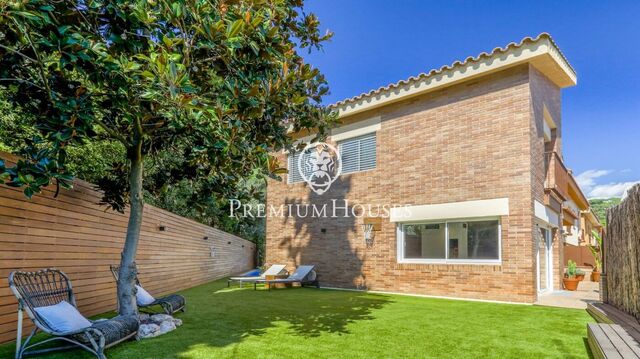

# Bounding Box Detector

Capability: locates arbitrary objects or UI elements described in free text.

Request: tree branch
[9,18,54,101]
[0,78,45,90]
[134,116,144,138]
[0,44,37,62]
[93,118,129,145]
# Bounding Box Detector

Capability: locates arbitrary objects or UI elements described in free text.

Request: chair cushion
[73,315,139,346]
[157,294,185,313]
[34,301,91,333]
[136,285,155,305]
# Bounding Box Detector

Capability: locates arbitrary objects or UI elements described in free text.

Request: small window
[398,219,501,264]
[288,151,312,184]
[338,133,376,174]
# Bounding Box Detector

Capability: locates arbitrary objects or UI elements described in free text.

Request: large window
[398,219,501,264]
[338,133,376,174]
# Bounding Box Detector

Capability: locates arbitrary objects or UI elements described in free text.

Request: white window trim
[396,217,502,265]
[330,116,381,142]
[536,223,554,294]
[390,198,509,223]
[534,200,560,228]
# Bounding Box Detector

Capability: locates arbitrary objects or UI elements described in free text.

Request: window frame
[396,216,502,265]
[287,151,305,184]
[337,132,377,175]
[287,131,378,184]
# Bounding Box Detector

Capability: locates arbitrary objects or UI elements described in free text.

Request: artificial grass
[0,279,594,358]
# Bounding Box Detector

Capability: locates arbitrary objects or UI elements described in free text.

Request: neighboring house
[554,166,599,247]
[547,156,603,267]
[265,33,594,303]
[564,202,603,268]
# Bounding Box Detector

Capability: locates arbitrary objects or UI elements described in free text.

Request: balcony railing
[544,151,571,201]
[544,151,590,210]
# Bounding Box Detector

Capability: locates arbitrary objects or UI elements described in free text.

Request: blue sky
[303,0,640,198]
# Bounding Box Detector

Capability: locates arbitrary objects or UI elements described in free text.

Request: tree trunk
[117,141,144,317]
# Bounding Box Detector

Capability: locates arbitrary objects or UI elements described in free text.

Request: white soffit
[543,121,552,142]
[330,116,381,142]
[390,198,510,223]
[542,105,557,129]
[534,200,560,227]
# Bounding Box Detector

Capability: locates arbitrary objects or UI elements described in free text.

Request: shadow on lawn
[0,282,392,359]
[172,281,392,357]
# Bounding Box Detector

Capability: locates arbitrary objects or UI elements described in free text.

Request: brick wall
[266,64,561,303]
[529,66,565,290]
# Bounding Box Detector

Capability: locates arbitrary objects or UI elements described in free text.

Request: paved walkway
[535,275,600,309]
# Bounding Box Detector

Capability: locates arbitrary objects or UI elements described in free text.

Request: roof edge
[330,33,577,119]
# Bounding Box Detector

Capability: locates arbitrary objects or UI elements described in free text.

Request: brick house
[561,174,602,267]
[265,33,592,303]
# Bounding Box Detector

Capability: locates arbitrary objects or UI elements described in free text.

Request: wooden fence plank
[0,151,255,344]
[605,184,640,321]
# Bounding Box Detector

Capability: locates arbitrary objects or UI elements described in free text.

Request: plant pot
[591,271,601,282]
[575,274,585,281]
[563,277,580,291]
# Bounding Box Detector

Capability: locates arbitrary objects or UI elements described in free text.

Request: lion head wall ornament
[298,142,342,195]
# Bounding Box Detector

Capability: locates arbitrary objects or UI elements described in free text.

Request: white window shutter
[288,151,314,183]
[339,133,376,174]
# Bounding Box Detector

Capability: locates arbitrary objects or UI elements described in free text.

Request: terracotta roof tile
[330,33,574,110]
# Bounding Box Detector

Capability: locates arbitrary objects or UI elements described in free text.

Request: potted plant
[588,230,603,282]
[563,260,580,291]
[575,268,586,281]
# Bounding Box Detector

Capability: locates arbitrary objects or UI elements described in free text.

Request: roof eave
[581,209,603,227]
[332,35,577,119]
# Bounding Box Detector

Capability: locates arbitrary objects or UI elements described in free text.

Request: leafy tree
[0,90,128,180]
[0,0,334,317]
[1,89,266,257]
[588,230,603,272]
[0,94,39,153]
[589,198,621,225]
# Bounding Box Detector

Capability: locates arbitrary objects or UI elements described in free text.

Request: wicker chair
[110,265,185,315]
[8,269,138,359]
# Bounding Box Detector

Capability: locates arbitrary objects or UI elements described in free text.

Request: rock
[159,320,176,334]
[138,323,160,339]
[150,314,173,324]
[137,314,182,339]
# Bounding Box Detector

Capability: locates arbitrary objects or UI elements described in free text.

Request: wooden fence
[604,184,640,321]
[0,152,256,344]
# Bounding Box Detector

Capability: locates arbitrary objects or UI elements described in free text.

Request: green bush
[566,260,577,278]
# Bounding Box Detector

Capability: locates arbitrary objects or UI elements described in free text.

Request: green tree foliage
[0,90,126,190]
[589,198,621,225]
[588,230,603,272]
[1,91,264,253]
[0,94,38,153]
[0,0,335,317]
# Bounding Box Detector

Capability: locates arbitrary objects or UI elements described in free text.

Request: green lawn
[0,279,594,358]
